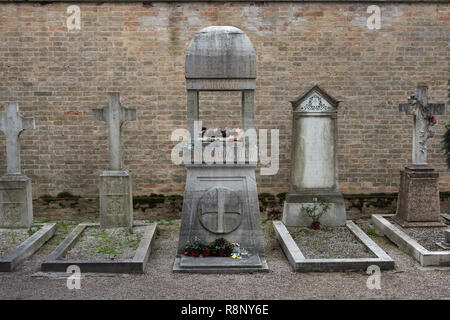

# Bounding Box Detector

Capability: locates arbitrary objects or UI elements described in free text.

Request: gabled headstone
[93,93,136,229]
[282,85,346,227]
[394,85,446,227]
[0,102,35,228]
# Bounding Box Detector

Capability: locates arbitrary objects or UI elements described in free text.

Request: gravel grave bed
[287,226,377,259]
[0,227,40,259]
[393,222,448,251]
[63,225,146,261]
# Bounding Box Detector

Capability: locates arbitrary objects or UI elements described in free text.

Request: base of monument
[392,215,446,228]
[173,255,269,273]
[0,174,33,228]
[281,191,346,227]
[395,165,442,226]
[99,170,133,229]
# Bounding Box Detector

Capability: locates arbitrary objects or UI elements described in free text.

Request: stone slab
[372,214,450,267]
[0,175,33,228]
[282,192,346,227]
[173,256,268,274]
[0,223,56,272]
[273,220,394,272]
[41,222,157,274]
[436,229,450,250]
[99,170,133,229]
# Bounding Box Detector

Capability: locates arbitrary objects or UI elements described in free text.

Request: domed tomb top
[185,26,256,79]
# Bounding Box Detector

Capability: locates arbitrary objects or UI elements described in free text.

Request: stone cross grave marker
[398,85,445,165]
[0,102,35,175]
[0,102,35,228]
[93,93,136,228]
[93,92,136,171]
[395,85,446,227]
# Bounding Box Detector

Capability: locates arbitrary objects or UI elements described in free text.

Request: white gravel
[395,224,448,251]
[0,228,32,258]
[288,226,376,259]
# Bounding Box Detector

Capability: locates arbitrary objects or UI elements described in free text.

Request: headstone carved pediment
[291,84,339,113]
[198,187,242,234]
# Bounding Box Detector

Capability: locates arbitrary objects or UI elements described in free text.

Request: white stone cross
[93,93,136,171]
[0,102,35,174]
[399,85,445,165]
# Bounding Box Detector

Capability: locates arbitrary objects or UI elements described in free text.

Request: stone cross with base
[398,85,445,165]
[395,85,446,227]
[0,102,35,228]
[93,93,136,228]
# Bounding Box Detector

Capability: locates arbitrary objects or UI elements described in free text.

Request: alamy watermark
[66,265,81,290]
[170,121,279,175]
[366,265,381,290]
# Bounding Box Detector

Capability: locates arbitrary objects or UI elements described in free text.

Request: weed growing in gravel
[92,245,123,255]
[56,221,78,231]
[27,226,41,236]
[34,218,50,223]
[366,229,380,237]
[9,232,18,243]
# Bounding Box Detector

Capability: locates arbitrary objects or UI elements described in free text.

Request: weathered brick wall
[0,2,449,198]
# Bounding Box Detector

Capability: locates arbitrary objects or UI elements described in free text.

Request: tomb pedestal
[393,165,445,227]
[174,164,268,272]
[99,170,133,229]
[0,174,33,228]
[282,191,346,227]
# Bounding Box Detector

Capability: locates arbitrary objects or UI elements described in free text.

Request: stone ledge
[41,222,157,274]
[273,220,395,272]
[0,223,57,272]
[372,214,450,267]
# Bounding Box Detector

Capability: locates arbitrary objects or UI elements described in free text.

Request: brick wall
[0,1,449,198]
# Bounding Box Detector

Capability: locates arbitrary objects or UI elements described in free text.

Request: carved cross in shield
[198,187,242,234]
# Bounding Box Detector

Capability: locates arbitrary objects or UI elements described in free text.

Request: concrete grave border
[0,223,57,272]
[41,222,157,274]
[273,220,394,272]
[372,214,450,267]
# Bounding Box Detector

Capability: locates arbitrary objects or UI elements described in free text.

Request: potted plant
[208,241,217,256]
[201,244,211,257]
[213,238,233,257]
[301,197,330,230]
[184,237,203,257]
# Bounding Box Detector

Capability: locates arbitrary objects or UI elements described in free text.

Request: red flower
[429,115,435,122]
[184,251,189,256]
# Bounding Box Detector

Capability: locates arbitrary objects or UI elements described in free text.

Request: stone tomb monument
[282,85,346,227]
[0,102,57,272]
[0,102,35,228]
[394,85,446,227]
[173,26,268,272]
[93,92,136,229]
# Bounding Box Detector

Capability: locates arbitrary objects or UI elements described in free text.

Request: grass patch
[92,245,123,255]
[28,226,41,236]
